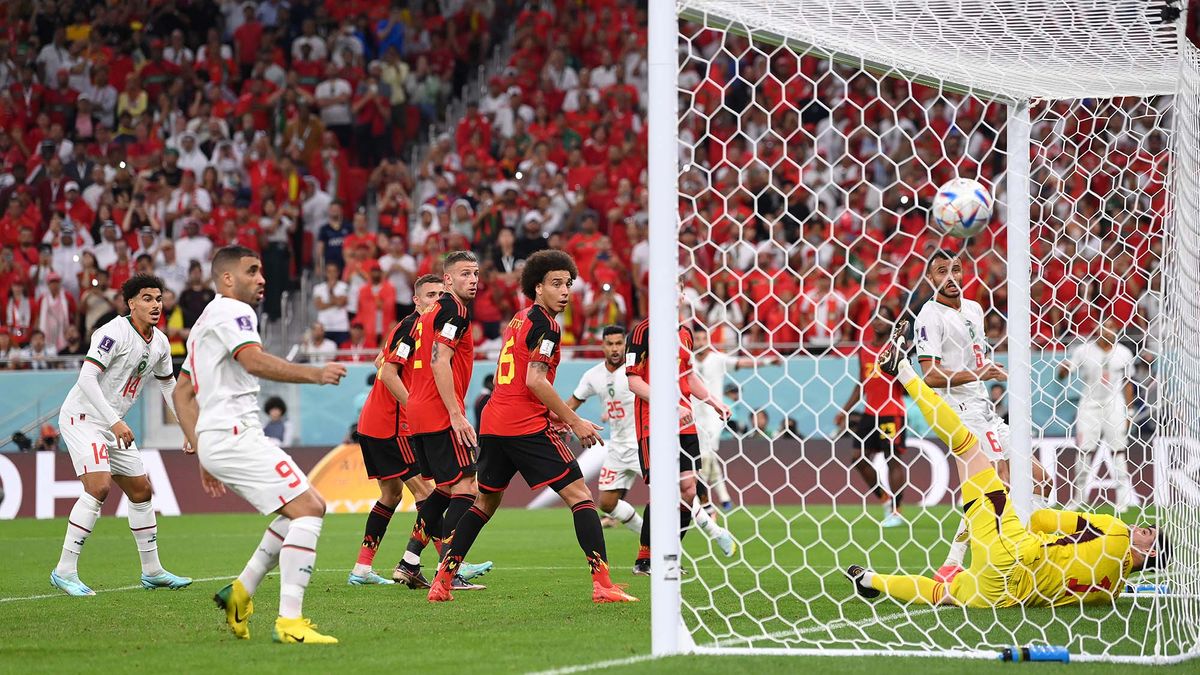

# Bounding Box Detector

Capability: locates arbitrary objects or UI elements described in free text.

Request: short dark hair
[443,250,478,272]
[121,273,164,303]
[135,253,152,265]
[926,248,959,272]
[1143,527,1171,571]
[414,273,442,290]
[212,245,258,276]
[520,250,577,300]
[264,396,287,415]
[601,324,625,339]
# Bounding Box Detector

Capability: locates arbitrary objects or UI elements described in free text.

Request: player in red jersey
[626,319,733,576]
[429,250,637,603]
[395,251,487,591]
[835,313,910,528]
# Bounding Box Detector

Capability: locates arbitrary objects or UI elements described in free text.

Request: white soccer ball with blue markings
[931,177,993,238]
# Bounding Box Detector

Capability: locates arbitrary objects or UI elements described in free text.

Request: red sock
[433,538,443,556]
[637,545,650,561]
[591,561,613,587]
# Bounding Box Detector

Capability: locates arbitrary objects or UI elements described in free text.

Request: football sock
[440,506,489,576]
[868,572,947,605]
[607,499,643,534]
[404,489,450,565]
[570,500,609,577]
[238,516,289,596]
[896,361,978,456]
[679,504,693,540]
[691,498,723,539]
[441,493,476,555]
[279,516,322,619]
[127,499,164,576]
[639,505,651,551]
[942,521,969,569]
[637,544,651,561]
[353,500,395,576]
[56,492,102,576]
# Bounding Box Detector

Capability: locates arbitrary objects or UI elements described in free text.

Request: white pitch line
[0,566,584,603]
[712,606,944,647]
[525,653,663,675]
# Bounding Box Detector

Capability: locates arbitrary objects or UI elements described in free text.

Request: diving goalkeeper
[846,321,1167,608]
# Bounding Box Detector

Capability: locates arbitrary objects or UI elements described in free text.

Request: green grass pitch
[1,506,1193,673]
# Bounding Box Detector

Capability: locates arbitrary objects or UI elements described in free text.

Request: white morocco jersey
[572,361,636,449]
[914,298,989,407]
[1064,341,1135,407]
[182,294,264,434]
[62,315,173,421]
[693,350,736,436]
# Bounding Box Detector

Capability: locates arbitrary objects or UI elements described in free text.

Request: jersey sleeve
[913,308,943,362]
[625,324,648,378]
[216,308,262,359]
[152,336,173,379]
[525,308,560,365]
[571,368,598,401]
[83,323,122,372]
[384,316,417,366]
[432,297,469,349]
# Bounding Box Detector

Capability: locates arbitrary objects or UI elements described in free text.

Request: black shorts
[358,433,419,481]
[477,426,583,494]
[637,433,702,484]
[852,414,906,458]
[412,428,477,486]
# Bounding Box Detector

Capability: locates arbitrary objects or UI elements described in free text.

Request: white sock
[127,500,164,576]
[942,519,969,568]
[278,516,322,619]
[56,493,103,576]
[692,498,724,538]
[238,516,289,596]
[607,499,643,534]
[713,480,732,505]
[402,550,421,566]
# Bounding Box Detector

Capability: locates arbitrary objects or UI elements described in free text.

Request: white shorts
[59,411,145,477]
[955,397,1010,461]
[199,425,311,515]
[1076,400,1128,453]
[598,443,640,493]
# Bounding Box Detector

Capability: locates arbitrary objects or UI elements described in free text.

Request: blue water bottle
[998,645,1070,663]
[1126,583,1170,594]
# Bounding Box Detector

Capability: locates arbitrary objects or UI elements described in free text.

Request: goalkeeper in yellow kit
[846,321,1168,608]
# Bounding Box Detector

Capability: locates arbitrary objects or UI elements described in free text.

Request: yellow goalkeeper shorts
[948,467,1037,607]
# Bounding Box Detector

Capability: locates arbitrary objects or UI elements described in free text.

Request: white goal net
[645,0,1200,664]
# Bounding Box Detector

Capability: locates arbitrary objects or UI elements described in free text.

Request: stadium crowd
[0,0,1191,370]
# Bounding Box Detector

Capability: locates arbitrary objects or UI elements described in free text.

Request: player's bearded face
[602,336,625,365]
[234,257,265,306]
[447,262,479,299]
[928,259,962,298]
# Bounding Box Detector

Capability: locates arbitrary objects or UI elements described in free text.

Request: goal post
[648,0,1200,663]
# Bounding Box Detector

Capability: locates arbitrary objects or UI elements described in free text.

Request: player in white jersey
[1056,317,1138,511]
[50,274,192,597]
[173,246,346,645]
[691,326,762,512]
[914,250,1050,583]
[567,325,644,535]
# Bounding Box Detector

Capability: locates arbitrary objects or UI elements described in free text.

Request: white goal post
[647,0,1199,664]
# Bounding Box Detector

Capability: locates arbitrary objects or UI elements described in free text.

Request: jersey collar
[125,315,153,344]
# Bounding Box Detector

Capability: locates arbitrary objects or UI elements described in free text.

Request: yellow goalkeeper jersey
[1023,509,1134,607]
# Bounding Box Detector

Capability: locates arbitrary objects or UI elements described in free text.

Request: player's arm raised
[430,341,475,447]
[527,361,602,448]
[236,344,346,385]
[687,371,730,420]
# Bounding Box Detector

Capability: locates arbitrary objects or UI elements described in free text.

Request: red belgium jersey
[357,311,420,439]
[859,343,907,417]
[480,304,561,437]
[627,320,696,440]
[407,293,475,435]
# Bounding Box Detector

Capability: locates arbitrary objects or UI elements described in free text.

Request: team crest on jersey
[236,316,254,331]
[98,336,115,353]
[136,357,149,375]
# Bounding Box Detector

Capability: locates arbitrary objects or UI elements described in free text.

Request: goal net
[645,0,1200,664]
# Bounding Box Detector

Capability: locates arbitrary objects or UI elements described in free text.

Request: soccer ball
[931,178,993,238]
